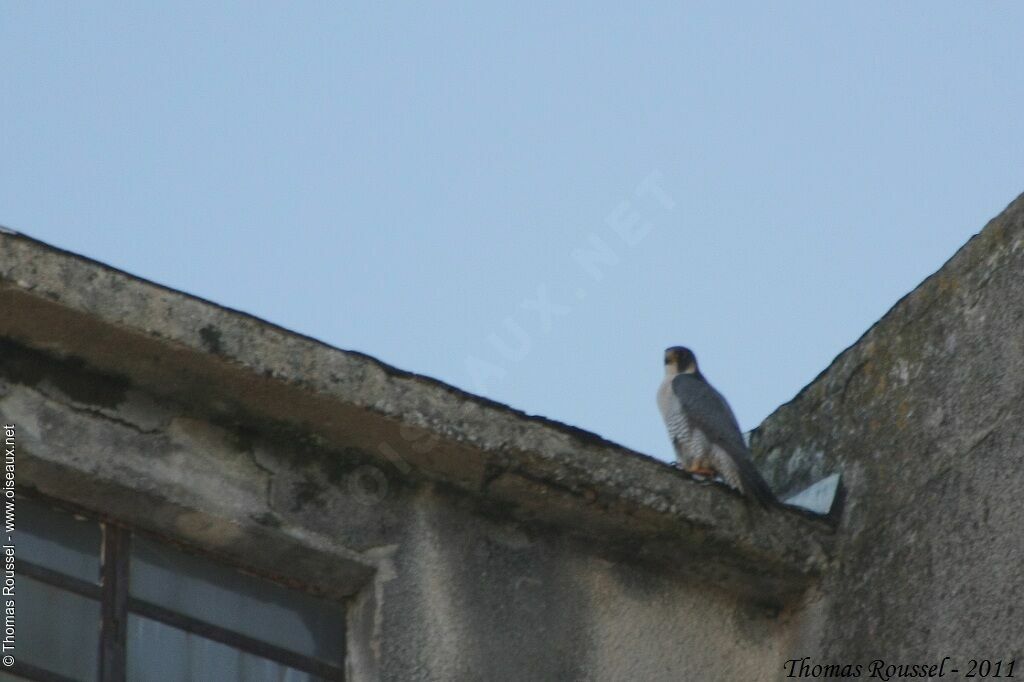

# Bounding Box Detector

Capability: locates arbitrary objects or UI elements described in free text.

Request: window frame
[14,498,347,682]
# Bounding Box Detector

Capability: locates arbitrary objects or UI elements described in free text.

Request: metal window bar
[127,598,345,680]
[16,561,101,600]
[99,526,129,682]
[17,529,346,682]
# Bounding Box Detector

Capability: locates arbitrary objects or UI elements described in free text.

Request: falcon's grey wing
[670,374,747,454]
[670,374,777,508]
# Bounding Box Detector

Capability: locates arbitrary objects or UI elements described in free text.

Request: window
[7,496,346,682]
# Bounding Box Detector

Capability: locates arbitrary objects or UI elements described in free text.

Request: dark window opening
[6,496,346,682]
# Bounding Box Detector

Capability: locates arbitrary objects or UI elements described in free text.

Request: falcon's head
[664,346,699,376]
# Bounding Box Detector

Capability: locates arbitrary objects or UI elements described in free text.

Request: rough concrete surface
[0,357,791,680]
[0,231,831,598]
[751,192,1024,661]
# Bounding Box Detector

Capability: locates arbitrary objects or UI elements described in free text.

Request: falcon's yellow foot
[687,466,717,478]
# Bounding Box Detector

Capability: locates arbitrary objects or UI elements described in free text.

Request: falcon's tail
[736,456,779,510]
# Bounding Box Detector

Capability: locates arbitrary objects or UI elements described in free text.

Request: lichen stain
[896,401,912,429]
[199,324,224,355]
[874,373,887,396]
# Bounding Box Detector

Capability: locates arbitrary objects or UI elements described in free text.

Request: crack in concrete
[839,359,871,406]
[52,393,164,436]
[245,447,279,514]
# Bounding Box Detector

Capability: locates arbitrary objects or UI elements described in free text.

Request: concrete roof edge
[0,230,639,454]
[0,230,833,594]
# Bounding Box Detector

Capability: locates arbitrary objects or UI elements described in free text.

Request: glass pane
[16,496,101,583]
[127,615,316,682]
[18,575,100,680]
[130,537,344,665]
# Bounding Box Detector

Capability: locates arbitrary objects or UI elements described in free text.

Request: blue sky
[2,3,1022,460]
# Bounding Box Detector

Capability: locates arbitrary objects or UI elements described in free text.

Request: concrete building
[0,192,1020,681]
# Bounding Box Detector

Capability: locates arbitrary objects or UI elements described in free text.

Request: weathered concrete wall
[375,488,792,681]
[751,193,1024,663]
[1,339,794,681]
[8,189,1021,680]
[0,230,831,611]
[0,227,832,680]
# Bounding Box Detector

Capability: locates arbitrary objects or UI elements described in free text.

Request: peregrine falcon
[657,346,777,508]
